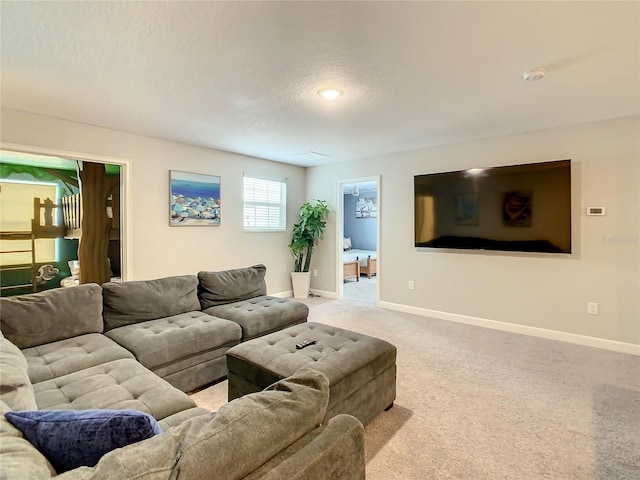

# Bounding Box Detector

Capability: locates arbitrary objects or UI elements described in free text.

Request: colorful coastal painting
[170,171,221,226]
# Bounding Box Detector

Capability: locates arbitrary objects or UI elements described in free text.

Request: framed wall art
[355,197,377,218]
[169,170,221,226]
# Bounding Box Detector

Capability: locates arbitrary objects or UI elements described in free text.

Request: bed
[343,249,377,280]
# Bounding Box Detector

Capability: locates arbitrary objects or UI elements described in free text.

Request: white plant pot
[291,272,311,299]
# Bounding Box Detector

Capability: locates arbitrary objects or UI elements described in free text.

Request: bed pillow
[4,409,162,474]
[343,237,352,250]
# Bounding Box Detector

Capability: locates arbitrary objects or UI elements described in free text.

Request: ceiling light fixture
[522,68,546,82]
[318,88,343,101]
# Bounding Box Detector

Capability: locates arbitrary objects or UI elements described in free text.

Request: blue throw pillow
[4,409,162,473]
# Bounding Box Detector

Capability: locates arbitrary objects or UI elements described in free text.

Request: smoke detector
[522,68,546,82]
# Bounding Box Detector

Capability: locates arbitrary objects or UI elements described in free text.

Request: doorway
[336,176,380,304]
[0,146,129,295]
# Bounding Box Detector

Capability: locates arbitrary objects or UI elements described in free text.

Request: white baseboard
[270,290,292,298]
[310,289,338,299]
[270,289,338,300]
[378,301,640,356]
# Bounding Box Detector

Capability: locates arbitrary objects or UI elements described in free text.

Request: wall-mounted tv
[414,159,571,254]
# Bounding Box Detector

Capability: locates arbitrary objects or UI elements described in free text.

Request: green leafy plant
[289,199,330,272]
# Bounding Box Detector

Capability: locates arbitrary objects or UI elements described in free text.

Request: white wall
[307,116,640,346]
[0,109,305,294]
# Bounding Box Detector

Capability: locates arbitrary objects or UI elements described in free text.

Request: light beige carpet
[191,297,640,480]
[343,274,377,305]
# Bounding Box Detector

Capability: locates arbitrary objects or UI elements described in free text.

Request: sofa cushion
[0,332,37,411]
[203,296,308,340]
[157,407,211,431]
[102,275,201,331]
[59,368,329,480]
[198,264,267,309]
[0,284,103,348]
[105,312,241,370]
[0,401,56,479]
[33,358,196,421]
[22,334,134,384]
[5,409,162,474]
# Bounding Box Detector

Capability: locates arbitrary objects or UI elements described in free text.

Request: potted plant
[289,199,330,298]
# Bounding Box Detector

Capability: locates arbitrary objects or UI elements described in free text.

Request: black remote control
[295,339,317,350]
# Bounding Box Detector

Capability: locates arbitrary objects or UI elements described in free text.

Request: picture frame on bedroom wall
[355,197,377,218]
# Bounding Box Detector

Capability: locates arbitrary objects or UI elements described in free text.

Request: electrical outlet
[587,302,599,315]
[313,269,318,277]
[408,281,414,290]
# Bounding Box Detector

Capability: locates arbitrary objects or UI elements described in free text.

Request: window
[243,176,286,231]
[0,181,58,265]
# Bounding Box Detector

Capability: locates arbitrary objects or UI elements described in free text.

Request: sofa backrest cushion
[71,368,329,480]
[198,264,267,310]
[0,401,57,479]
[0,284,103,349]
[0,332,37,411]
[102,275,201,331]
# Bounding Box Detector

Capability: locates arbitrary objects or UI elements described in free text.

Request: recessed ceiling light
[318,88,343,101]
[522,68,546,82]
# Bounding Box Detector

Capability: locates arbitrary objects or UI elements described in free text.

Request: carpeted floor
[191,296,640,480]
[343,274,377,305]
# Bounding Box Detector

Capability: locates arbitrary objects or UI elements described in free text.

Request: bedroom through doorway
[337,176,379,305]
[0,147,129,295]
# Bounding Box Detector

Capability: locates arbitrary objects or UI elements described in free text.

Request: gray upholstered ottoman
[226,322,396,426]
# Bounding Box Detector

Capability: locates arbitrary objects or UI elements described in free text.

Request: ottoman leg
[385,402,394,411]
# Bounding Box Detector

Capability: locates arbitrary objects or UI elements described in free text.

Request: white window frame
[243,176,287,232]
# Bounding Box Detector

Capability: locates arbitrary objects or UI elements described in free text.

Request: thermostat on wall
[586,207,606,216]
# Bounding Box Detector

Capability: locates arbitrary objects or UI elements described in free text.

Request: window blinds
[243,177,286,231]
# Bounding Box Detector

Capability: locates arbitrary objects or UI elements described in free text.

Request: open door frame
[1,142,132,281]
[336,175,381,303]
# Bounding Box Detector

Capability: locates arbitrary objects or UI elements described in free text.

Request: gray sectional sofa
[101,274,242,393]
[2,265,309,394]
[0,266,365,479]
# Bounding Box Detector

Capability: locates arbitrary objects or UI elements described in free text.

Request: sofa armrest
[244,414,365,480]
[56,414,365,480]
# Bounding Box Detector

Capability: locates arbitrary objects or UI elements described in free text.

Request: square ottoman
[226,322,396,426]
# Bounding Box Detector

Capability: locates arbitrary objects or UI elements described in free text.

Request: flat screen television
[414,159,571,254]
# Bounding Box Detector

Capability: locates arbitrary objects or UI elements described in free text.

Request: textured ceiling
[1,1,638,167]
